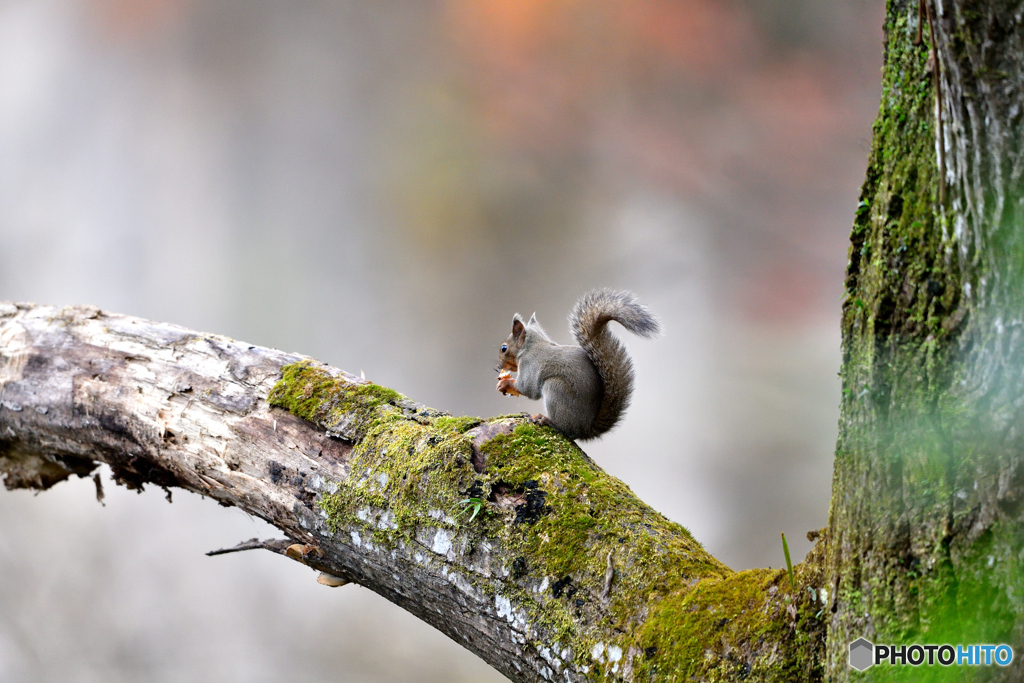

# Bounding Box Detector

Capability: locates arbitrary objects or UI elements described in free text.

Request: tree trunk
[0,302,823,682]
[827,0,1024,678]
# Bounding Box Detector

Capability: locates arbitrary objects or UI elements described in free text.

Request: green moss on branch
[267,360,825,680]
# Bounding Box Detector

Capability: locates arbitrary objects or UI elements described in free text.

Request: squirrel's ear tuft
[528,312,538,326]
[512,317,525,341]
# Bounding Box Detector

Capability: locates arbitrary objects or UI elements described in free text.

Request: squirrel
[495,289,660,440]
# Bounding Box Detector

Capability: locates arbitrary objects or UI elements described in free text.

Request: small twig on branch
[206,537,292,557]
[93,473,105,506]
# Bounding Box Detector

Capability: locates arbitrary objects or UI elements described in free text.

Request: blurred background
[0,0,882,680]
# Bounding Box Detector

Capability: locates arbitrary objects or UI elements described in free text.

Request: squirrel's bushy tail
[569,289,660,438]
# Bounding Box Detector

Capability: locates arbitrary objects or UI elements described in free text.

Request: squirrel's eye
[501,345,508,353]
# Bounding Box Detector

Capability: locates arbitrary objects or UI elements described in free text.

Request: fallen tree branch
[0,302,825,682]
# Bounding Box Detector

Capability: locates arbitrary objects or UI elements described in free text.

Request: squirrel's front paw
[496,376,521,397]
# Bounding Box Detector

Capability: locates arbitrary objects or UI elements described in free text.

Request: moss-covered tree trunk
[826,0,1024,678]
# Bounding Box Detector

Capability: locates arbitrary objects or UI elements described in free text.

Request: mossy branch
[0,303,825,681]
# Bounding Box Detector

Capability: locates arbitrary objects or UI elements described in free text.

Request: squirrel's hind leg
[540,377,594,440]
